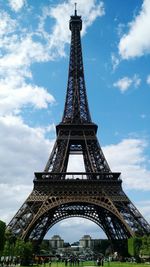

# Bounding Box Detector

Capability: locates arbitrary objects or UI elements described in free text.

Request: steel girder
[8,195,131,242]
[8,179,150,243]
[44,127,110,174]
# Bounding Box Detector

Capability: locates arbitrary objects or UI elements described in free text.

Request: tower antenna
[74,2,77,15]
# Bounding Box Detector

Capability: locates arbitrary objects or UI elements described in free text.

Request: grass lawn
[102,262,150,267]
[20,261,150,267]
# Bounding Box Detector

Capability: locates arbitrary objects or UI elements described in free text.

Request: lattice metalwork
[44,128,110,175]
[8,178,150,243]
[8,8,150,246]
[62,12,91,123]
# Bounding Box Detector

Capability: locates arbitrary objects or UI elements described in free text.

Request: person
[49,259,52,267]
[65,258,68,266]
[97,258,100,266]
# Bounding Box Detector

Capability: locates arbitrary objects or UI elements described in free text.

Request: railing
[34,172,121,181]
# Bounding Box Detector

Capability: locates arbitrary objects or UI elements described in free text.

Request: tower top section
[61,7,94,125]
[69,3,82,31]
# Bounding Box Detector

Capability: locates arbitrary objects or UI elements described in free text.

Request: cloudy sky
[0,0,150,243]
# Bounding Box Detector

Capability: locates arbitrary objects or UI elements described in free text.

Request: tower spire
[62,11,92,123]
[74,2,77,16]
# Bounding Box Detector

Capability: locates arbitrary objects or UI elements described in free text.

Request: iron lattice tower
[8,9,150,245]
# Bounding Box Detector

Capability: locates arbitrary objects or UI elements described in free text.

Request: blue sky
[0,0,150,243]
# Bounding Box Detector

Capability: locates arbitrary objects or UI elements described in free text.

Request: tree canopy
[0,220,6,253]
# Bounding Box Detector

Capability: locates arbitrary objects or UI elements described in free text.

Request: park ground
[19,261,150,267]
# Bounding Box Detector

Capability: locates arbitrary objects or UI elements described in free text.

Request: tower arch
[22,199,132,242]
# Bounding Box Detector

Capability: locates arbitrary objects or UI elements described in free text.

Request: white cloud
[0,22,55,115]
[67,155,85,173]
[8,0,26,12]
[0,115,55,223]
[119,0,150,59]
[0,78,55,115]
[147,74,150,85]
[136,200,150,221]
[46,217,106,242]
[0,1,103,116]
[0,11,17,37]
[38,0,105,57]
[111,53,120,71]
[134,74,141,87]
[0,183,31,222]
[103,138,150,191]
[113,74,141,93]
[117,23,126,37]
[0,115,54,185]
[113,76,132,92]
[0,35,50,68]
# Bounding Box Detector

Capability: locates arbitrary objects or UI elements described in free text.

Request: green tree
[39,240,50,254]
[10,238,33,266]
[3,229,16,257]
[0,220,6,254]
[140,235,150,257]
[14,239,33,266]
[19,241,33,266]
[128,236,142,261]
[14,239,24,258]
[93,240,111,255]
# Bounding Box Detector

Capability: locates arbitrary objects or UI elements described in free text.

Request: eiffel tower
[8,7,150,246]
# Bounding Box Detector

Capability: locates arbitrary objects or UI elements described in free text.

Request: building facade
[49,235,64,249]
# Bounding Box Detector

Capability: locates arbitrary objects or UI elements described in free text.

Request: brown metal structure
[8,9,150,245]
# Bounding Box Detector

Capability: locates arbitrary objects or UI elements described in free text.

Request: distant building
[49,235,64,249]
[79,235,106,250]
[79,235,93,249]
[48,234,109,255]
